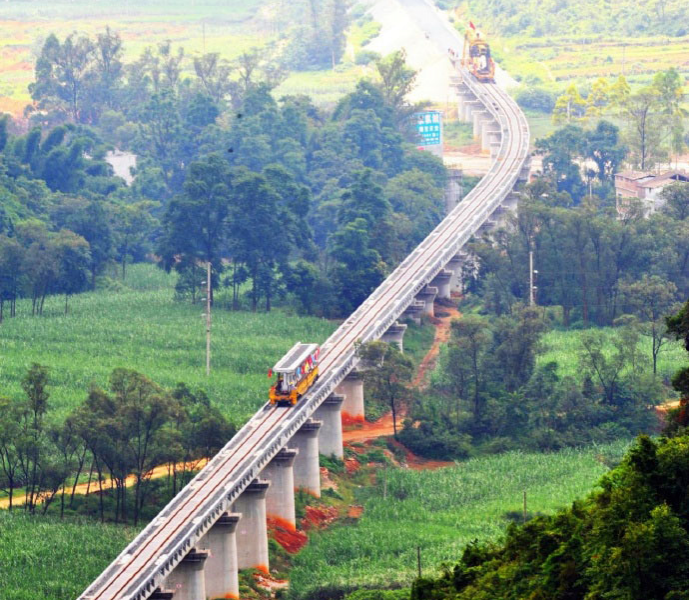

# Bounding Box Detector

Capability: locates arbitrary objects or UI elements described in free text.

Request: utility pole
[206,261,211,377]
[529,250,535,306]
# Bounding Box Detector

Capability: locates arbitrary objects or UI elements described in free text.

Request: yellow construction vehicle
[268,343,320,405]
[461,23,495,83]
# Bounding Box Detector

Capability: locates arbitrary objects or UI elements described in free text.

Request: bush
[398,420,472,460]
[514,87,556,113]
[355,50,381,65]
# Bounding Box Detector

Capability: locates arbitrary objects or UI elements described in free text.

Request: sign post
[414,111,443,158]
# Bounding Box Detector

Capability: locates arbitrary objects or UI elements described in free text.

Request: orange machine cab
[461,25,495,83]
[269,343,320,405]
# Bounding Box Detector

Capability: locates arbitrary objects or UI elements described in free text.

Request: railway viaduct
[79,23,530,600]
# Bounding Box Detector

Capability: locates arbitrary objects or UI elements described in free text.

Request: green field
[539,327,686,386]
[288,439,631,598]
[0,511,134,600]
[0,263,337,422]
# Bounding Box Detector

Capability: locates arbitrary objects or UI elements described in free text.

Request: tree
[158,154,233,303]
[623,87,663,170]
[552,83,587,124]
[358,341,414,438]
[375,51,419,128]
[661,182,689,221]
[113,200,159,279]
[30,33,96,123]
[54,229,91,314]
[585,78,610,117]
[578,325,641,405]
[0,397,22,510]
[447,316,492,434]
[0,234,24,321]
[491,305,548,392]
[621,275,678,374]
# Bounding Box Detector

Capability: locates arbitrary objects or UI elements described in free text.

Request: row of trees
[550,69,686,169]
[0,366,234,524]
[467,177,689,330]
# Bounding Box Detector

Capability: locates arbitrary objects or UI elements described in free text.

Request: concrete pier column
[490,141,501,159]
[233,479,270,573]
[446,255,464,295]
[335,371,365,422]
[203,513,241,600]
[472,110,488,138]
[416,286,438,317]
[289,420,322,497]
[314,394,344,459]
[463,100,481,122]
[166,549,209,600]
[431,270,453,300]
[401,300,425,325]
[382,321,407,352]
[481,123,500,153]
[444,168,463,214]
[262,449,298,530]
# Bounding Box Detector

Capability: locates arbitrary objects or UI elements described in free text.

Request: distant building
[615,170,689,217]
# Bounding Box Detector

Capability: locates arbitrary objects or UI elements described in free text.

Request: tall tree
[358,340,414,438]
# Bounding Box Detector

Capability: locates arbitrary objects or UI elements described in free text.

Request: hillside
[288,440,631,598]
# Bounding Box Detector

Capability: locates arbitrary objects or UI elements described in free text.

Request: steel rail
[80,70,529,600]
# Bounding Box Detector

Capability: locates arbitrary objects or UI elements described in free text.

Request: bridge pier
[203,513,241,600]
[165,549,209,600]
[263,449,298,530]
[431,270,453,300]
[315,394,344,459]
[401,300,424,325]
[446,255,464,295]
[482,122,501,153]
[382,321,407,352]
[233,479,270,573]
[289,420,322,497]
[472,110,489,139]
[463,99,481,123]
[444,168,463,214]
[416,286,438,317]
[335,371,365,422]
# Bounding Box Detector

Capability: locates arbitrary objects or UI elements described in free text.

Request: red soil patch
[344,456,360,473]
[268,516,308,554]
[412,304,461,389]
[348,505,364,518]
[342,412,365,426]
[301,506,339,531]
[253,571,288,591]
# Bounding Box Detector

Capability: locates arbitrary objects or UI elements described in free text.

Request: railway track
[81,59,529,600]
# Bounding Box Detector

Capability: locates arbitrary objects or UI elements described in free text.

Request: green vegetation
[539,328,686,383]
[288,440,631,599]
[410,434,689,600]
[0,264,336,420]
[0,511,134,600]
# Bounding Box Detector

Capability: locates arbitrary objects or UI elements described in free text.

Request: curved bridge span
[80,39,530,600]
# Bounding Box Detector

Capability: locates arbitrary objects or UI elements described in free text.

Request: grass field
[288,439,631,598]
[0,263,337,422]
[0,511,135,600]
[539,327,686,386]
